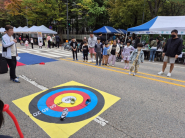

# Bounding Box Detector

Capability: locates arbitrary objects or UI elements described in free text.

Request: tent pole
[125,33,127,44]
[106,33,107,41]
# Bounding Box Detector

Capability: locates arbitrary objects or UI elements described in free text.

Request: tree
[107,0,145,29]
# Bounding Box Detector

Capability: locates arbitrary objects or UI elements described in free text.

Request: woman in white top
[31,38,34,49]
[25,39,29,49]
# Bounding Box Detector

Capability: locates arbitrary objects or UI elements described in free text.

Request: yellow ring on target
[54,93,83,107]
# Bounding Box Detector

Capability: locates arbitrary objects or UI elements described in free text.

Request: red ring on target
[46,90,90,112]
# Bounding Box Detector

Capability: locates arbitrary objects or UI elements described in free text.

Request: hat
[97,37,101,40]
[71,36,75,39]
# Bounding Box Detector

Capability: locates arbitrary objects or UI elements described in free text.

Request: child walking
[25,39,29,49]
[122,41,135,69]
[39,41,42,49]
[95,37,103,66]
[102,42,110,65]
[129,43,144,76]
[82,40,89,62]
[70,37,78,61]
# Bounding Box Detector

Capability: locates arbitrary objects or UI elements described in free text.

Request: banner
[37,32,43,45]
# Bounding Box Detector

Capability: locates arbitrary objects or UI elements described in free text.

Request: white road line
[94,116,108,126]
[19,75,48,91]
[19,49,76,57]
[20,74,107,126]
[18,49,61,58]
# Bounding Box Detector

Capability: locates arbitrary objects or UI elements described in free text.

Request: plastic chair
[3,104,24,138]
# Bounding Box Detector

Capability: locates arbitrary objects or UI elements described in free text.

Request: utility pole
[67,0,69,41]
[142,0,146,24]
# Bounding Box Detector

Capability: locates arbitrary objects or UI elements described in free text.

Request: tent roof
[93,26,119,34]
[127,16,185,33]
[24,25,57,34]
[127,17,157,32]
[118,29,127,34]
[0,28,5,33]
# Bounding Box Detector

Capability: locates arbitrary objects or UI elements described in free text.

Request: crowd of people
[70,30,183,77]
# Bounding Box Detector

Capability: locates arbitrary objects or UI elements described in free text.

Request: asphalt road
[1,43,185,138]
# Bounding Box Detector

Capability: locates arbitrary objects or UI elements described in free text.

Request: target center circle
[54,93,83,107]
[62,96,77,103]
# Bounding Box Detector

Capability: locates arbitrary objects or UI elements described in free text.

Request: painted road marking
[67,58,185,84]
[19,75,48,90]
[19,75,106,126]
[61,58,185,88]
[94,116,108,126]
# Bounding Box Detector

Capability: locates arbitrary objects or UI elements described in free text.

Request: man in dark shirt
[134,35,141,49]
[70,37,78,61]
[158,29,183,77]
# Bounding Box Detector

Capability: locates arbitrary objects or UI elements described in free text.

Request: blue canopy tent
[118,29,127,34]
[93,26,120,40]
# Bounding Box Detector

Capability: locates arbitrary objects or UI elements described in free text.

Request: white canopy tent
[127,16,185,35]
[0,28,5,33]
[24,25,57,34]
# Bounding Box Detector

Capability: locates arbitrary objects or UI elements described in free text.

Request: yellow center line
[61,58,185,88]
[65,58,185,83]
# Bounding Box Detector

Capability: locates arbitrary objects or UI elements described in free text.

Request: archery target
[29,86,105,123]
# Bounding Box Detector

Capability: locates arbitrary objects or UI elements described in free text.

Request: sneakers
[85,99,91,106]
[95,64,98,66]
[60,108,68,121]
[133,73,136,76]
[11,78,20,83]
[149,60,151,62]
[107,64,109,66]
[73,59,75,61]
[83,60,85,62]
[124,66,127,69]
[99,63,101,66]
[71,98,76,104]
[76,59,78,61]
[167,73,171,77]
[112,65,115,67]
[126,67,129,70]
[158,71,164,75]
[129,72,131,75]
[121,60,123,63]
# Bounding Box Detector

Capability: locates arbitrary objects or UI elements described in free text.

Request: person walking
[129,43,144,76]
[44,39,48,49]
[149,37,157,62]
[158,29,183,77]
[25,39,29,49]
[95,37,103,66]
[56,35,61,49]
[70,37,78,61]
[108,40,120,67]
[47,35,51,49]
[52,34,56,48]
[30,38,34,49]
[88,32,97,62]
[2,25,20,83]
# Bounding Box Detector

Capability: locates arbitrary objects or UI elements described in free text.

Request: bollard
[3,104,24,138]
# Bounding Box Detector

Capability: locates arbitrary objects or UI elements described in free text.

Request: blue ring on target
[37,88,98,118]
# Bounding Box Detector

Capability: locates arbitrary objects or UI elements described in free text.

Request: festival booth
[127,16,185,63]
[117,29,127,34]
[93,26,120,40]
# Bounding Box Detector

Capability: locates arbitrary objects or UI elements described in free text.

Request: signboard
[37,32,43,45]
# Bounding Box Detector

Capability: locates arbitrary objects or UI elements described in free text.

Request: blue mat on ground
[18,53,57,65]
